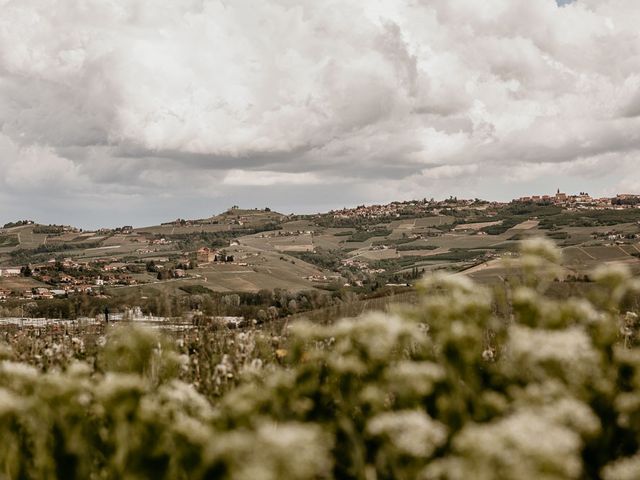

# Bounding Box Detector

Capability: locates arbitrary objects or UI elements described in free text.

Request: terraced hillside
[1,203,639,302]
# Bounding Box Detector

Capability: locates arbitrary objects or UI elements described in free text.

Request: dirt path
[458,258,502,275]
[578,247,596,260]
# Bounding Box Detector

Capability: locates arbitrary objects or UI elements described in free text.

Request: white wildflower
[331,312,419,363]
[385,361,444,397]
[451,410,583,479]
[157,380,214,421]
[520,238,562,264]
[214,422,333,480]
[0,361,38,381]
[602,453,640,480]
[507,325,599,384]
[0,387,23,416]
[367,410,447,458]
[592,263,632,286]
[94,373,145,401]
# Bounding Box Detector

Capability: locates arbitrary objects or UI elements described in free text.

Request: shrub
[1,239,640,479]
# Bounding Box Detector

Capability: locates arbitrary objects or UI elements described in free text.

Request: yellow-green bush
[1,239,640,479]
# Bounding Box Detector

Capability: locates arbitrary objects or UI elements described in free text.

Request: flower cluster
[0,239,639,479]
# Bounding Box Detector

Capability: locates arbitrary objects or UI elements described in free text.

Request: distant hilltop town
[328,191,640,221]
[516,189,640,208]
[1,192,639,309]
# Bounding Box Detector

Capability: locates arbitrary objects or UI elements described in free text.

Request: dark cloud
[0,0,639,228]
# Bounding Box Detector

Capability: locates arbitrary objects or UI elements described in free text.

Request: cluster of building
[0,267,21,277]
[331,203,410,219]
[592,230,640,242]
[516,190,640,208]
[162,208,283,229]
[258,230,314,238]
[330,200,444,220]
[340,258,386,275]
[328,191,640,222]
[0,244,245,302]
[196,247,235,264]
[0,257,145,301]
[0,287,71,301]
[329,198,494,220]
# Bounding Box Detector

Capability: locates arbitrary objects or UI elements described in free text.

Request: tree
[256,309,268,323]
[287,299,298,313]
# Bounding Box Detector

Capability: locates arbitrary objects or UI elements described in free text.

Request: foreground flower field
[1,239,640,479]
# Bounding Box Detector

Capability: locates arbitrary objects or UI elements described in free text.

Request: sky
[1,0,639,229]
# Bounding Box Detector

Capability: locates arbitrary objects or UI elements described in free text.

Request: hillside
[1,200,639,318]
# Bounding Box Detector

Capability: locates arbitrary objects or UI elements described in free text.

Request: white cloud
[1,0,639,226]
[0,134,86,191]
[223,170,323,187]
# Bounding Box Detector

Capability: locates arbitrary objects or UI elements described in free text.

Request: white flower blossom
[367,410,447,458]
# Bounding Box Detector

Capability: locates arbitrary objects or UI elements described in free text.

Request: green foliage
[288,248,344,270]
[2,220,33,229]
[179,285,215,295]
[1,239,640,478]
[539,209,640,229]
[32,226,65,234]
[481,218,519,235]
[8,242,102,264]
[465,204,564,235]
[98,327,183,383]
[546,230,570,240]
[424,249,488,262]
[156,223,283,251]
[333,230,355,237]
[395,244,438,251]
[346,229,393,242]
[0,234,19,247]
[371,255,430,271]
[372,250,485,272]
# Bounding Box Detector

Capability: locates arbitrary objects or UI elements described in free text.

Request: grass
[3,242,640,479]
[396,244,439,251]
[423,249,488,262]
[0,235,19,247]
[346,229,393,242]
[179,285,215,295]
[539,208,640,229]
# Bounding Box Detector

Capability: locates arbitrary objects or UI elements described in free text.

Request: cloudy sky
[1,0,639,228]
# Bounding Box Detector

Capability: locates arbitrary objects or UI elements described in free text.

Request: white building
[0,267,21,277]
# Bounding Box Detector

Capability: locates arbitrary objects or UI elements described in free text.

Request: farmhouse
[616,194,640,201]
[197,247,216,264]
[215,253,235,263]
[104,262,127,272]
[0,267,21,277]
[33,288,54,299]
